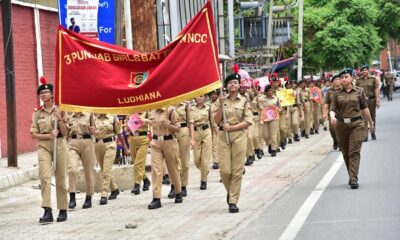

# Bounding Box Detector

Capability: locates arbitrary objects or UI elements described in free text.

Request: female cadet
[94,114,128,205]
[148,107,183,209]
[30,77,69,223]
[299,80,312,138]
[257,85,281,157]
[330,68,374,189]
[127,112,152,195]
[191,95,214,190]
[215,72,252,213]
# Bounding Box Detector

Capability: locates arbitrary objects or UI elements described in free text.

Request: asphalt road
[234,91,400,240]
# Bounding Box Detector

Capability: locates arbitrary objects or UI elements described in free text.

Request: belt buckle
[343,118,351,123]
[196,126,201,131]
[159,135,164,141]
[98,139,104,144]
[77,135,83,139]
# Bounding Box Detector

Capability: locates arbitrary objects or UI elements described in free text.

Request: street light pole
[1,0,18,167]
[297,0,303,81]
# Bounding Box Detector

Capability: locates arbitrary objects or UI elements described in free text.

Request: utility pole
[297,0,303,81]
[1,0,18,167]
[266,0,274,67]
[228,0,235,58]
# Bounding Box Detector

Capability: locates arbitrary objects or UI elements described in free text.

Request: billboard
[58,0,115,44]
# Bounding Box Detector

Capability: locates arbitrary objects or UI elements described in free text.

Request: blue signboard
[58,0,115,44]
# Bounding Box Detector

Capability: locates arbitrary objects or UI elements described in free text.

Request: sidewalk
[0,130,334,239]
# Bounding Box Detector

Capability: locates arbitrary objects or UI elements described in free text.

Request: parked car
[394,71,400,90]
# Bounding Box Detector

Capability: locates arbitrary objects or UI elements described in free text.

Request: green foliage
[376,0,400,40]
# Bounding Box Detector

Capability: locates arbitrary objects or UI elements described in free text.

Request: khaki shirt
[330,86,368,118]
[257,95,279,109]
[94,114,121,139]
[219,95,252,125]
[300,88,310,103]
[324,87,341,107]
[355,76,378,98]
[150,107,179,136]
[175,101,193,125]
[209,99,219,127]
[191,103,214,127]
[67,112,94,136]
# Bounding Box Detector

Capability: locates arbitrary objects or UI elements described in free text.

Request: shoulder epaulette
[34,105,43,112]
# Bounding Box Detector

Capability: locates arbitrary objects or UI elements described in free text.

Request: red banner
[55,1,221,114]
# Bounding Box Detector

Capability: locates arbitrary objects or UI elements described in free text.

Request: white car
[394,72,400,90]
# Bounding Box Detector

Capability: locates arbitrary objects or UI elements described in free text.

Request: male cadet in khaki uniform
[148,107,182,209]
[128,112,152,195]
[173,101,194,197]
[384,72,394,101]
[94,114,128,205]
[285,80,301,143]
[67,112,96,209]
[330,68,374,189]
[239,86,255,166]
[323,74,341,150]
[299,80,312,138]
[215,71,252,213]
[209,90,221,169]
[355,65,380,140]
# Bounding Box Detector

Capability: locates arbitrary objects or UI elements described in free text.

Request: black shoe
[363,137,368,142]
[268,145,272,154]
[305,134,309,139]
[212,162,219,169]
[148,198,162,209]
[333,143,338,150]
[245,157,253,166]
[227,194,230,204]
[371,132,376,140]
[301,130,305,137]
[175,193,183,203]
[243,168,246,175]
[131,184,140,195]
[280,143,286,150]
[310,129,314,135]
[350,180,359,189]
[99,197,107,205]
[168,185,176,199]
[200,181,207,190]
[82,196,92,209]
[288,139,292,144]
[39,207,53,223]
[315,129,319,134]
[108,189,120,200]
[181,187,187,197]
[56,210,67,222]
[276,148,281,153]
[260,149,264,157]
[271,150,276,157]
[162,174,170,185]
[142,178,151,191]
[229,204,239,213]
[323,127,328,131]
[68,192,76,209]
[294,134,300,142]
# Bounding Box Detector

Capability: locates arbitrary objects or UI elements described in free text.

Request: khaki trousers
[95,141,118,197]
[212,128,219,164]
[364,99,376,137]
[129,135,150,184]
[336,120,365,181]
[38,138,68,210]
[311,101,321,131]
[193,128,212,182]
[279,109,288,144]
[151,139,181,198]
[287,107,299,138]
[253,118,261,149]
[303,102,312,135]
[246,119,255,157]
[218,130,247,205]
[261,120,279,150]
[68,139,95,196]
[176,127,190,186]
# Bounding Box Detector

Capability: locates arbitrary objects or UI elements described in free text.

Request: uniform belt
[368,96,375,100]
[252,112,259,116]
[180,122,188,128]
[337,116,362,123]
[57,133,63,138]
[130,131,148,136]
[96,137,114,143]
[194,124,209,131]
[71,134,91,139]
[152,135,174,141]
[303,99,309,102]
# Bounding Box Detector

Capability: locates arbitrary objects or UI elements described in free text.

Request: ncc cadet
[309,79,322,135]
[148,107,183,209]
[257,85,281,157]
[30,77,68,223]
[285,80,301,143]
[271,76,289,151]
[239,86,255,166]
[173,101,194,197]
[191,95,214,189]
[252,82,263,159]
[323,74,341,150]
[330,68,374,189]
[93,114,128,205]
[67,111,96,209]
[355,65,380,140]
[384,72,394,101]
[299,80,312,138]
[215,71,252,213]
[128,112,152,195]
[209,90,221,169]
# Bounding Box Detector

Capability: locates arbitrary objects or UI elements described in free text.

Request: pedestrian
[330,68,375,189]
[191,95,214,190]
[239,86,255,166]
[93,114,128,205]
[299,80,312,139]
[214,71,252,213]
[384,72,394,101]
[355,65,380,140]
[285,81,301,144]
[209,90,221,169]
[30,77,69,223]
[309,79,322,134]
[323,74,341,150]
[148,107,183,209]
[127,112,152,195]
[67,111,96,209]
